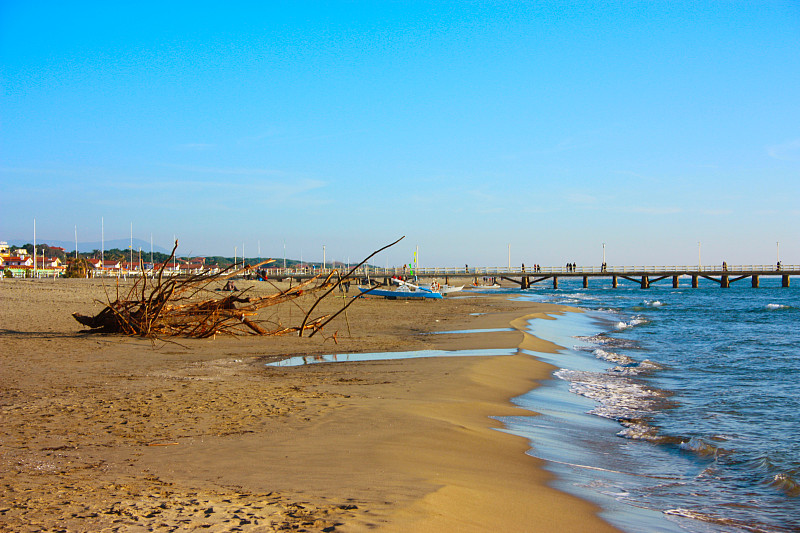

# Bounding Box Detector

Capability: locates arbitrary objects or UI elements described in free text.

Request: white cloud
[767,139,800,161]
[612,169,659,183]
[167,164,285,176]
[113,177,326,196]
[629,206,682,215]
[566,193,598,204]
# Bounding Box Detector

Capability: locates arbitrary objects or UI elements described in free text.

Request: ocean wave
[575,334,641,349]
[661,509,772,532]
[615,316,648,330]
[610,359,664,376]
[766,303,792,310]
[643,299,665,307]
[592,348,634,365]
[745,455,777,474]
[767,472,800,497]
[679,436,729,458]
[560,292,599,301]
[616,418,662,441]
[555,368,667,423]
[744,456,800,497]
[638,359,664,371]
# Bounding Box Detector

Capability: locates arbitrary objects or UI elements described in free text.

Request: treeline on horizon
[6,243,373,269]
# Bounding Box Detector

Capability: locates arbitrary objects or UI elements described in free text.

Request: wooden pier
[266,264,797,289]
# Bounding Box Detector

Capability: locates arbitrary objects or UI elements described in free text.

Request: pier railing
[5,264,795,280]
[263,264,798,277]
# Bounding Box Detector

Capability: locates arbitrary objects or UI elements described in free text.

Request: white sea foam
[679,436,724,457]
[766,303,791,310]
[615,316,648,330]
[554,368,665,425]
[576,334,640,350]
[561,292,599,301]
[631,359,664,374]
[769,472,800,497]
[643,299,664,307]
[617,420,660,441]
[610,364,660,376]
[593,348,634,365]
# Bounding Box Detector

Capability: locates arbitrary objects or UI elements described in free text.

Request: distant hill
[5,238,171,254]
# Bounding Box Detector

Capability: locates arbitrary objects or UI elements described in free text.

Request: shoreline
[0,278,619,532]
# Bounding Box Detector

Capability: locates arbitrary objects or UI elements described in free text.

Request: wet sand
[0,277,619,532]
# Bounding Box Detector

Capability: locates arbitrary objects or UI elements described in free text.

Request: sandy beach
[0,277,619,532]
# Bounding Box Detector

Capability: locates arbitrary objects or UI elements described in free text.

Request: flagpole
[33,218,36,277]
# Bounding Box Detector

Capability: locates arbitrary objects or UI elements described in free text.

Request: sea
[269,276,799,532]
[496,276,800,533]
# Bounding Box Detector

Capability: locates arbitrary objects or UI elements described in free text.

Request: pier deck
[267,264,798,289]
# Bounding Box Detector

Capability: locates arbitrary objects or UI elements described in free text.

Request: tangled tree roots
[72,237,403,340]
[65,257,91,278]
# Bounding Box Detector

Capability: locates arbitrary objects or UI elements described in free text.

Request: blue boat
[358,282,443,299]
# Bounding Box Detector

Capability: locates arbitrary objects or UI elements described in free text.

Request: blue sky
[2,1,798,267]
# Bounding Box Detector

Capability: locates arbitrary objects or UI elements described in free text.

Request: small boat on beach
[358,278,447,299]
[358,284,443,299]
[439,284,464,295]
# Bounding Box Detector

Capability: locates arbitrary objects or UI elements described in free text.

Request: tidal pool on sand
[267,348,518,366]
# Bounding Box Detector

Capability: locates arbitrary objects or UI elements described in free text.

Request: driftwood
[72,237,403,340]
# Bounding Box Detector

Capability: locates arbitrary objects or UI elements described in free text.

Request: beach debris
[72,237,404,339]
[64,256,92,278]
